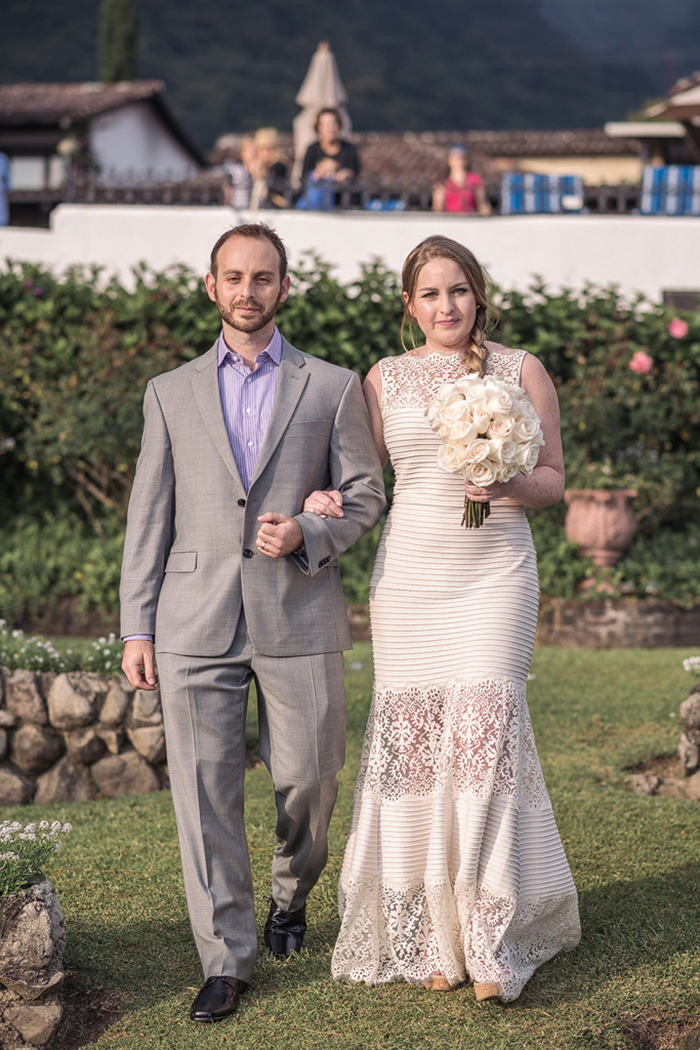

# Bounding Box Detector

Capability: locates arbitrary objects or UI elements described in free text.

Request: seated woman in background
[432,144,490,215]
[250,127,289,209]
[295,156,339,211]
[301,108,360,189]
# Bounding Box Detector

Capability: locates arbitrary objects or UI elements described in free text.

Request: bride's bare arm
[303,363,389,519]
[464,353,565,509]
[362,363,389,467]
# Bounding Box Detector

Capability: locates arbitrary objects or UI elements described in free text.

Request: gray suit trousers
[157,611,346,983]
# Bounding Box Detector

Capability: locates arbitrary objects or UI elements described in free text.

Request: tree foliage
[98,0,138,82]
[1,259,699,624]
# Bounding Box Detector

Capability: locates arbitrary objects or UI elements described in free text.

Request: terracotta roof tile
[0,81,166,124]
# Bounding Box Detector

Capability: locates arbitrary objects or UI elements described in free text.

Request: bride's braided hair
[400,236,495,375]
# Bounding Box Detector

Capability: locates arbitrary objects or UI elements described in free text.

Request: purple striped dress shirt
[123,326,282,641]
[216,326,282,491]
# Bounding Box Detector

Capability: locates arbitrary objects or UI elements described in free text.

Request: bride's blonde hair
[401,236,494,375]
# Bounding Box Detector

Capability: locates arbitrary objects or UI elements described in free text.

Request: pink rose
[629,351,653,375]
[668,318,689,339]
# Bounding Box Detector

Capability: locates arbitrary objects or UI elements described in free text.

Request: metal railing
[9,175,644,215]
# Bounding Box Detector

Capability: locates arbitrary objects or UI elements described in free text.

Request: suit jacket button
[238,498,246,507]
[243,548,253,559]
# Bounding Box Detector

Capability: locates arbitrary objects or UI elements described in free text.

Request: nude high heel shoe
[473,981,502,1002]
[423,973,461,992]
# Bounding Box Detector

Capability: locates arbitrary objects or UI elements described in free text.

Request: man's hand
[256,513,304,558]
[303,489,344,519]
[122,639,158,691]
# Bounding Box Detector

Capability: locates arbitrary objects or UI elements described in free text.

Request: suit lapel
[250,338,308,487]
[191,343,246,496]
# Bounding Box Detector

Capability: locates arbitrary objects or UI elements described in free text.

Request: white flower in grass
[683,657,700,674]
[62,823,72,833]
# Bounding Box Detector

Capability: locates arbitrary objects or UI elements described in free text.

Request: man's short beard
[216,294,280,334]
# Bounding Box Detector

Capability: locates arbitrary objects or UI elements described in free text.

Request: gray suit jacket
[120,337,385,658]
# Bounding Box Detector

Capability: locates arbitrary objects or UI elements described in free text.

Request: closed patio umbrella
[292,41,351,185]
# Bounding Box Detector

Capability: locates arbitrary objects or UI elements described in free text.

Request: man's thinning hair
[209,224,288,281]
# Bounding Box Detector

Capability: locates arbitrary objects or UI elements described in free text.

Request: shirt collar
[217,326,282,367]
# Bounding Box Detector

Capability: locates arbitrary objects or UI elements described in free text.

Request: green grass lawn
[17,646,700,1049]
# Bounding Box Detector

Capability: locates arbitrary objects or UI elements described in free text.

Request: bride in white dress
[304,236,580,1002]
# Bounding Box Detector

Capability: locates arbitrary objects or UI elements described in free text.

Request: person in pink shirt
[432,144,490,215]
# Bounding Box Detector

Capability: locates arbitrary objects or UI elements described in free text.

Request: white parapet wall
[0,204,698,300]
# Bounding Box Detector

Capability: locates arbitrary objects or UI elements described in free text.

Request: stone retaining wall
[536,599,700,648]
[0,879,66,1049]
[0,669,165,807]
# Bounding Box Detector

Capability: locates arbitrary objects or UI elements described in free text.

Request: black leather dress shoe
[263,898,307,958]
[190,976,247,1022]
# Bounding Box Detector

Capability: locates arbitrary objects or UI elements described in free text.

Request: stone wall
[0,880,66,1050]
[0,669,165,807]
[536,599,700,648]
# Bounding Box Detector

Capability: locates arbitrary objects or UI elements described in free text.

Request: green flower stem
[462,497,491,529]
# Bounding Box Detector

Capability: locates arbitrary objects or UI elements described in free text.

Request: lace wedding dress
[331,344,581,1000]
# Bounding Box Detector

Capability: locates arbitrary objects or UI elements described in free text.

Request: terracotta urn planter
[563,489,638,567]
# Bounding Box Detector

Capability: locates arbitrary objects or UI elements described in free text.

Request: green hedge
[1,259,699,626]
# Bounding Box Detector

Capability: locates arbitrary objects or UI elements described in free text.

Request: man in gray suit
[120,223,384,1022]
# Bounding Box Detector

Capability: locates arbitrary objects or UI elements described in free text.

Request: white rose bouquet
[425,372,545,528]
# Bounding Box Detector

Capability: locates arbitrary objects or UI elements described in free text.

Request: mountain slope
[0,0,655,148]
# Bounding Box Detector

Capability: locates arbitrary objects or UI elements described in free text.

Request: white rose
[440,399,469,425]
[466,459,498,486]
[425,399,442,424]
[496,462,519,483]
[488,436,504,464]
[513,416,544,444]
[454,373,480,394]
[488,415,515,439]
[472,406,493,434]
[464,438,491,464]
[517,397,539,420]
[522,444,541,475]
[487,390,513,415]
[515,444,530,468]
[436,423,449,439]
[449,420,479,442]
[435,383,461,405]
[499,439,519,464]
[437,441,468,473]
[465,384,488,404]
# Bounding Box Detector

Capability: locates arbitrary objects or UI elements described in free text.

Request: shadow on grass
[532,860,700,1003]
[65,864,700,1023]
[64,913,345,1006]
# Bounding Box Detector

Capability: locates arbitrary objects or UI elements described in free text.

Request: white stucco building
[0,81,205,223]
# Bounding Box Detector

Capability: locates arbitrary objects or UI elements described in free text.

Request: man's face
[205,236,290,334]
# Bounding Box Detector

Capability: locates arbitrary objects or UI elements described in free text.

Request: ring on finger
[261,541,267,550]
